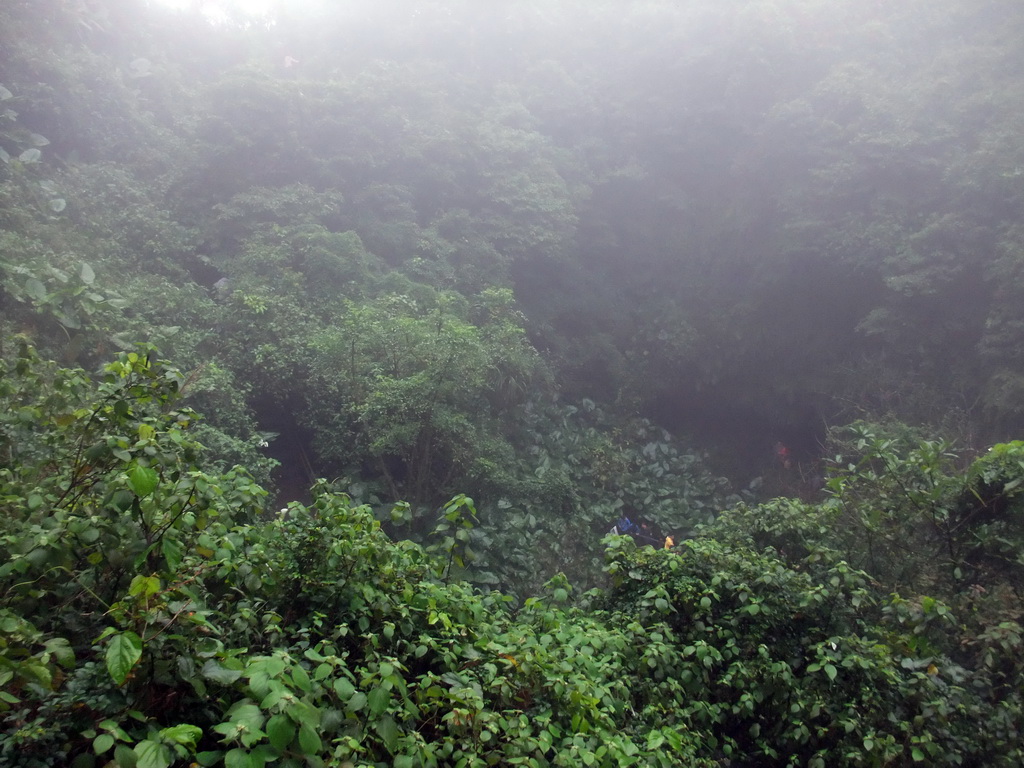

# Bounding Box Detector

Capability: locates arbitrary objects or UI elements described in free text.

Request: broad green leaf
[133,740,171,768]
[79,526,100,545]
[160,724,202,748]
[290,664,311,692]
[285,700,320,729]
[202,659,243,685]
[228,703,265,733]
[0,84,12,100]
[30,133,50,146]
[368,686,390,716]
[824,663,838,682]
[259,684,288,710]
[80,262,95,283]
[224,749,258,768]
[94,733,115,754]
[111,489,135,511]
[106,631,142,685]
[54,308,81,329]
[19,148,41,163]
[162,536,183,570]
[114,745,138,768]
[25,278,47,301]
[375,715,399,751]
[266,714,295,751]
[333,678,355,699]
[129,575,160,598]
[297,722,321,754]
[314,662,332,681]
[100,720,132,742]
[346,691,367,712]
[128,465,159,497]
[194,637,223,658]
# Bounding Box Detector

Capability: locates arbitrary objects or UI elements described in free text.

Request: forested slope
[2,0,1024,765]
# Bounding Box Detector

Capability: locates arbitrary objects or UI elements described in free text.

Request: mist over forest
[3,1,1024,766]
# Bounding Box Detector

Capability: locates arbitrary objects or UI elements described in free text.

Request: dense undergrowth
[2,346,1022,767]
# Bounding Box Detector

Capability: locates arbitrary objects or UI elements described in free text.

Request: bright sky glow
[150,0,276,25]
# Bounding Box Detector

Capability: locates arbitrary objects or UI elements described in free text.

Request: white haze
[148,0,276,25]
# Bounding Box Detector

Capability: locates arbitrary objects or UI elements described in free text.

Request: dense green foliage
[4,0,1024,481]
[3,0,1024,764]
[3,348,1023,767]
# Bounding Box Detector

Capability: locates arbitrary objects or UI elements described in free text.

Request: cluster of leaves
[0,346,714,767]
[4,348,1023,766]
[302,287,543,509]
[694,421,1024,763]
[814,421,1024,600]
[0,81,56,173]
[446,398,735,595]
[598,535,1022,766]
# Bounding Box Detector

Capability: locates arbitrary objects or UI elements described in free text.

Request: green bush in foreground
[1,347,1022,766]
